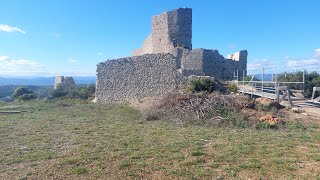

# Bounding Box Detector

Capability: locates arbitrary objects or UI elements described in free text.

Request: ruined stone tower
[96,8,248,103]
[54,76,75,89]
[133,8,192,56]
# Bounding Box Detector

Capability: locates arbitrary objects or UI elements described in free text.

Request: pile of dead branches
[144,92,254,125]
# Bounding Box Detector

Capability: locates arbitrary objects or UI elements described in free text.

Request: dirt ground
[290,101,320,124]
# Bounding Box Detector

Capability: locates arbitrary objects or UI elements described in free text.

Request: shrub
[13,87,33,98]
[18,93,37,101]
[255,121,278,130]
[50,84,95,100]
[277,71,320,98]
[227,83,238,93]
[218,108,249,128]
[50,85,69,98]
[12,87,37,101]
[144,111,161,121]
[0,96,14,102]
[187,77,225,93]
[187,78,214,93]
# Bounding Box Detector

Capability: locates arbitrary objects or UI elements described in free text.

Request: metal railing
[234,68,306,102]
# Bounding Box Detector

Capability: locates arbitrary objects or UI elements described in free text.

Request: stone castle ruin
[54,76,75,89]
[96,8,248,103]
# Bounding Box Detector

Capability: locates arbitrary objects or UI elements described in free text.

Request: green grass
[0,99,319,179]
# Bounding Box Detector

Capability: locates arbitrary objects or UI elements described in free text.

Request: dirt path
[302,108,320,119]
[291,101,320,123]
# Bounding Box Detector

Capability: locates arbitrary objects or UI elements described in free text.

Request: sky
[0,0,319,77]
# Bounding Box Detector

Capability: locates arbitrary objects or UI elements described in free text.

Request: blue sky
[0,0,319,77]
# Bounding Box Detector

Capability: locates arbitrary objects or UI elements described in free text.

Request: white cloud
[247,58,277,72]
[314,48,320,58]
[247,48,320,74]
[287,49,320,70]
[0,56,48,76]
[68,58,78,64]
[287,59,319,67]
[247,63,263,71]
[97,52,103,56]
[0,24,26,34]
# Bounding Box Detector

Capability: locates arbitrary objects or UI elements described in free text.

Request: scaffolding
[234,67,306,103]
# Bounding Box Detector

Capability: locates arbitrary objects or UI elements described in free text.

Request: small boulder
[280,101,293,108]
[292,107,305,113]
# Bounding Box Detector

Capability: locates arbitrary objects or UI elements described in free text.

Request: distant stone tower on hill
[54,76,75,89]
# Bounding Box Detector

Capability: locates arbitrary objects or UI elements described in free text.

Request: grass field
[0,100,320,179]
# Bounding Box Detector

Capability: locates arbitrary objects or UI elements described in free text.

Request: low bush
[187,77,215,93]
[0,96,14,102]
[218,108,249,128]
[187,77,226,93]
[227,83,238,93]
[12,87,37,101]
[50,84,95,100]
[255,121,280,130]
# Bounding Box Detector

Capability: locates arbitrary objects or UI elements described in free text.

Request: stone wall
[201,49,226,79]
[167,8,192,50]
[225,50,248,78]
[54,76,64,89]
[181,48,204,76]
[132,35,153,56]
[96,54,184,103]
[133,8,192,56]
[179,49,247,80]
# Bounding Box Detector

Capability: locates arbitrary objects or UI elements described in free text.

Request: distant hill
[0,85,53,99]
[0,77,96,86]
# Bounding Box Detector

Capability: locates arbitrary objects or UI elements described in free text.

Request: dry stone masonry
[96,8,248,103]
[96,54,184,103]
[54,76,75,89]
[133,8,192,56]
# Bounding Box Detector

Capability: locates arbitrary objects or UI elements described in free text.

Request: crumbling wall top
[227,50,248,61]
[133,8,192,56]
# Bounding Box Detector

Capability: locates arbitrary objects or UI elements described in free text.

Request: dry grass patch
[0,99,320,179]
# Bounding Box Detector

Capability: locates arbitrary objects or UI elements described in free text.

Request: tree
[12,87,37,101]
[50,84,96,100]
[277,71,320,98]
